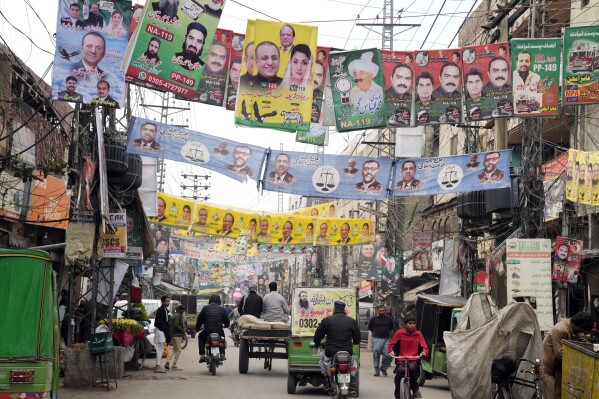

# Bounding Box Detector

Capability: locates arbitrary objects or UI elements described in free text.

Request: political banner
[552,236,583,283]
[563,26,599,106]
[392,150,512,197]
[195,28,232,106]
[381,255,402,297]
[123,0,224,99]
[285,201,338,218]
[462,43,513,121]
[329,48,387,132]
[257,243,313,254]
[291,288,357,336]
[358,242,382,281]
[511,38,560,116]
[225,32,245,110]
[125,210,144,263]
[233,20,318,132]
[296,47,330,145]
[235,20,255,127]
[130,4,144,34]
[101,212,127,258]
[52,0,131,107]
[313,218,375,247]
[148,192,196,228]
[263,150,392,200]
[412,230,433,271]
[413,49,463,124]
[381,50,414,127]
[148,223,170,273]
[565,149,579,202]
[126,117,266,182]
[565,149,599,205]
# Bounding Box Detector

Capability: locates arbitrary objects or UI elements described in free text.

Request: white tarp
[444,293,542,399]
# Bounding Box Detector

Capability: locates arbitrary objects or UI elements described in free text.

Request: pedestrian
[386,306,399,335]
[261,282,290,322]
[154,295,171,373]
[368,304,394,376]
[542,312,594,399]
[165,304,186,371]
[238,285,263,319]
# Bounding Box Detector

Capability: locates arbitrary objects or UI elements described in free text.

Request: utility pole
[180,173,211,201]
[278,143,284,213]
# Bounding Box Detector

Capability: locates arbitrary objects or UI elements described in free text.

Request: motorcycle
[328,351,357,399]
[205,332,225,375]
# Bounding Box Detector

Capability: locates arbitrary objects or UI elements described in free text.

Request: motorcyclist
[313,301,361,393]
[388,315,428,399]
[196,294,230,363]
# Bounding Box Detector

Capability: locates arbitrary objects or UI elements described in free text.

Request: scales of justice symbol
[438,165,463,189]
[185,147,206,162]
[313,166,340,193]
[182,142,209,163]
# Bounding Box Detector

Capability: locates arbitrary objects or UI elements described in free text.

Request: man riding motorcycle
[196,294,230,363]
[313,301,361,393]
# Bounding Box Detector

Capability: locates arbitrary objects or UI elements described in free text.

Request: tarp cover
[444,293,542,399]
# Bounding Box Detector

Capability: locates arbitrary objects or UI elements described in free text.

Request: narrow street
[59,338,452,399]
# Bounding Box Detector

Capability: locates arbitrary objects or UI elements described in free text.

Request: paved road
[59,338,452,399]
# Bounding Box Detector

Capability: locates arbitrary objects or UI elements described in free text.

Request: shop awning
[403,280,440,302]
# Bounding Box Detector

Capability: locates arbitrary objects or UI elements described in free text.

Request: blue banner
[126,117,266,182]
[391,150,512,196]
[262,150,392,200]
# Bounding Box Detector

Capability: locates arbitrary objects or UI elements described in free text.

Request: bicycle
[395,355,422,399]
[491,358,543,399]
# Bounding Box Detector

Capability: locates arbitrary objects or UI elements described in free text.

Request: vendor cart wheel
[239,339,249,374]
[181,334,188,350]
[133,339,146,370]
[417,364,426,386]
[287,373,297,394]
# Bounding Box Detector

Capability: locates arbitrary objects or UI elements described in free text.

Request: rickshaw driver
[313,301,361,393]
[389,315,429,399]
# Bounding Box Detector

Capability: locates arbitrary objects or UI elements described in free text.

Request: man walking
[261,282,290,322]
[154,295,171,373]
[165,304,186,370]
[368,304,394,376]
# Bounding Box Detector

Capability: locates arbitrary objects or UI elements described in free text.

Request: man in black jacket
[196,294,230,363]
[238,285,263,319]
[154,295,171,373]
[313,301,361,393]
[368,304,394,376]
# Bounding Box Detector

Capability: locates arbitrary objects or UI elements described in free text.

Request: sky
[0,0,478,212]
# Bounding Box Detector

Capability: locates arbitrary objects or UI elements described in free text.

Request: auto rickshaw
[415,294,467,386]
[0,249,59,398]
[287,287,360,395]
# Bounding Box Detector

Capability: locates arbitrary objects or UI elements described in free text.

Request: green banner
[511,38,560,116]
[562,25,599,106]
[329,48,388,132]
[124,0,223,99]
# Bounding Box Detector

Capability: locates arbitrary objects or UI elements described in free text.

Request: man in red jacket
[388,315,428,399]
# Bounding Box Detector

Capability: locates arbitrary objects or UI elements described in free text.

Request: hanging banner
[291,288,357,335]
[392,150,512,197]
[412,230,433,271]
[511,38,560,116]
[296,47,331,145]
[313,218,375,247]
[565,149,578,202]
[126,117,266,182]
[329,48,387,132]
[123,0,223,99]
[285,201,338,218]
[27,173,71,229]
[552,236,583,283]
[225,32,245,110]
[566,149,599,205]
[381,255,402,297]
[562,25,599,106]
[257,243,313,254]
[148,192,196,228]
[382,50,414,127]
[101,212,127,258]
[195,28,233,106]
[505,239,553,331]
[52,0,131,107]
[263,150,392,200]
[234,20,318,132]
[126,210,144,262]
[438,238,460,296]
[413,48,463,124]
[462,43,513,121]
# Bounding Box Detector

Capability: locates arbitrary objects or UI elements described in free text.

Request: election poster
[235,20,255,127]
[462,43,513,121]
[195,28,233,106]
[291,288,357,336]
[52,0,131,108]
[565,149,579,202]
[552,236,583,283]
[123,0,224,99]
[392,150,512,197]
[225,32,245,110]
[234,20,318,132]
[381,50,414,127]
[563,25,599,105]
[412,230,433,271]
[329,48,388,132]
[413,49,463,124]
[126,117,267,183]
[125,210,144,264]
[511,38,560,116]
[566,149,599,205]
[101,212,127,258]
[262,150,393,201]
[282,200,338,218]
[312,218,376,247]
[149,192,197,229]
[296,47,330,145]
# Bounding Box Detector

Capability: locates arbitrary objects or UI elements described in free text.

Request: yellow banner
[315,217,375,246]
[565,149,577,202]
[291,288,357,336]
[566,149,599,206]
[284,201,338,218]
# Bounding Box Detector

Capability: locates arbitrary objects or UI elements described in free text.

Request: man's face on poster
[66,78,77,93]
[416,77,433,101]
[280,25,294,48]
[489,58,509,87]
[207,44,227,73]
[593,164,599,182]
[361,244,375,258]
[402,161,416,182]
[319,223,328,236]
[353,70,374,91]
[198,208,208,225]
[256,43,280,79]
[157,198,166,217]
[340,223,350,239]
[314,63,325,89]
[233,146,251,168]
[260,220,269,234]
[222,213,234,231]
[282,221,292,238]
[557,244,569,260]
[97,81,109,97]
[567,161,573,177]
[140,123,157,143]
[362,161,379,183]
[244,43,255,73]
[466,74,482,98]
[147,39,160,56]
[275,154,290,175]
[483,152,500,173]
[440,64,460,93]
[230,61,241,87]
[391,66,411,95]
[184,29,205,56]
[81,34,105,67]
[517,53,531,73]
[90,3,99,15]
[70,4,80,19]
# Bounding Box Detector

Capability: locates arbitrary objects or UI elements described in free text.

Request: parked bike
[204,332,225,375]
